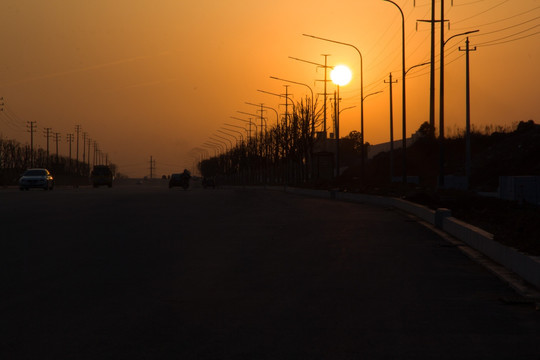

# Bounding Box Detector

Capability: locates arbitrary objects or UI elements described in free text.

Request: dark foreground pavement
[1,184,539,359]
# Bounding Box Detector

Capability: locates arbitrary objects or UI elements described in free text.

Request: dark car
[91,165,113,188]
[19,168,54,191]
[169,173,190,189]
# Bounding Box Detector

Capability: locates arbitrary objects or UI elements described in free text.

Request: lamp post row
[194,1,478,187]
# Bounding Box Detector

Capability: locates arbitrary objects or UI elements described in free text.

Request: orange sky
[1,0,539,177]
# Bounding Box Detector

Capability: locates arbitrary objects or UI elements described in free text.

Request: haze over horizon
[1,0,538,178]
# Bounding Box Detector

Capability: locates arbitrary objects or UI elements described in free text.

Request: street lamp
[220,126,244,143]
[204,142,223,154]
[210,136,230,151]
[439,29,480,188]
[238,110,266,135]
[217,129,239,145]
[381,0,407,184]
[330,65,352,178]
[303,33,366,183]
[339,105,356,115]
[270,76,315,135]
[230,116,257,140]
[224,123,249,137]
[245,102,278,128]
[288,56,333,135]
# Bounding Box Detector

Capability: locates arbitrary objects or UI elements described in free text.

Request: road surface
[1,183,539,359]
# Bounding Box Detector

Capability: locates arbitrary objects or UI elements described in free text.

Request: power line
[475,16,540,37]
[476,29,540,47]
[452,0,510,25]
[453,5,540,30]
[476,23,540,46]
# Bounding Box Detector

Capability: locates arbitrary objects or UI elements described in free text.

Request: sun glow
[330,65,352,86]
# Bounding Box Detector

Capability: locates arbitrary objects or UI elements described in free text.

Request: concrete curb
[280,186,540,292]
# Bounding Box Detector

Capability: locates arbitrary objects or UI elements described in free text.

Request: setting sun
[330,65,353,86]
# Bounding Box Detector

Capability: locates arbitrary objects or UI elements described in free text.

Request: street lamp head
[330,65,352,86]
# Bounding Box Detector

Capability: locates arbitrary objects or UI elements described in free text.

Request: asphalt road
[1,182,539,359]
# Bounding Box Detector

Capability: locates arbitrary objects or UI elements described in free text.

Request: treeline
[198,99,365,186]
[200,100,319,185]
[0,137,114,186]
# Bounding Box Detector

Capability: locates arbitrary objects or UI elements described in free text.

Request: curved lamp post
[230,116,257,140]
[220,127,244,143]
[209,137,230,152]
[246,102,278,130]
[224,123,249,137]
[217,129,239,145]
[212,135,232,150]
[381,0,406,184]
[204,142,223,154]
[201,144,216,157]
[303,33,366,183]
[270,76,315,134]
[439,29,480,188]
[238,110,267,135]
[331,64,352,178]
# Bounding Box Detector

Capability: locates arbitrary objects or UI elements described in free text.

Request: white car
[19,168,54,191]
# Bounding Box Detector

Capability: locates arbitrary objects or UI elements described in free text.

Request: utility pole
[283,85,290,130]
[334,90,339,178]
[93,141,98,166]
[385,73,398,182]
[87,137,91,169]
[27,121,36,167]
[459,37,477,189]
[439,0,446,188]
[43,127,52,162]
[82,132,87,164]
[75,125,81,169]
[66,133,74,168]
[289,54,331,136]
[54,132,61,163]
[417,0,438,132]
[320,54,330,136]
[149,156,155,179]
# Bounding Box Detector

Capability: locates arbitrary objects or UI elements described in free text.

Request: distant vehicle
[19,168,54,191]
[91,165,113,188]
[202,177,216,189]
[169,170,190,190]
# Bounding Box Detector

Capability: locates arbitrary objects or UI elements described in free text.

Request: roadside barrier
[278,186,540,290]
